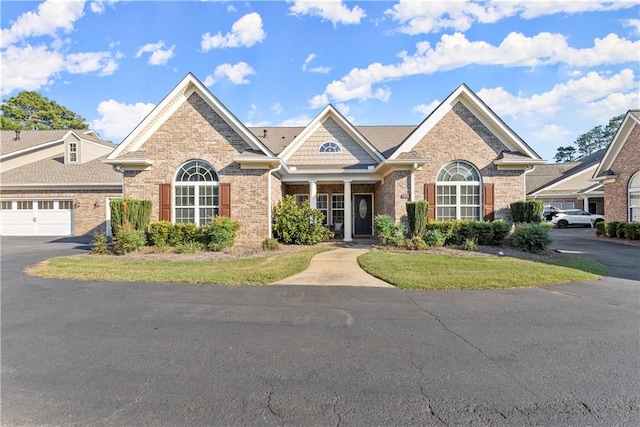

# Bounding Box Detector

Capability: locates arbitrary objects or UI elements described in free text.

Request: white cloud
[412,100,440,117]
[477,69,638,119]
[289,0,366,26]
[201,12,265,50]
[91,99,155,141]
[65,51,119,75]
[580,91,640,123]
[204,62,256,85]
[302,53,331,74]
[1,0,86,48]
[136,41,175,65]
[0,44,64,95]
[386,0,637,34]
[90,0,118,14]
[623,18,640,36]
[271,102,283,115]
[312,31,640,104]
[309,93,329,109]
[279,114,312,126]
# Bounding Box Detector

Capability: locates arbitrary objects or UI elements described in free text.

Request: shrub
[511,223,551,254]
[109,199,152,234]
[168,223,202,246]
[272,195,333,245]
[606,221,621,238]
[262,238,280,251]
[423,229,446,247]
[423,220,508,246]
[616,223,627,238]
[147,221,172,246]
[174,241,205,254]
[91,232,111,254]
[202,216,241,251]
[461,238,478,251]
[490,221,511,246]
[510,200,544,223]
[406,201,429,238]
[404,236,428,250]
[623,223,640,240]
[595,221,605,237]
[373,214,405,246]
[113,222,146,255]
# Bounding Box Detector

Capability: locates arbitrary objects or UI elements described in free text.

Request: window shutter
[220,183,231,217]
[482,183,494,221]
[425,183,436,220]
[159,183,171,222]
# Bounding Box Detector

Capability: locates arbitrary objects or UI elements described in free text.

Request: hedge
[510,200,544,223]
[423,220,510,246]
[110,198,152,233]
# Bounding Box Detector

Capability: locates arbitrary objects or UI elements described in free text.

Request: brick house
[0,129,122,236]
[593,110,640,223]
[103,73,544,243]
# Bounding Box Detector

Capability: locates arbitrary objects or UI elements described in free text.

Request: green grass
[357,252,606,290]
[27,248,329,285]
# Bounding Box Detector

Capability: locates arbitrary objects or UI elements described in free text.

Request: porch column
[343,180,352,242]
[584,196,589,213]
[309,180,317,209]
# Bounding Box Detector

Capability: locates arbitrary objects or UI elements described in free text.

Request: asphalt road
[1,233,639,426]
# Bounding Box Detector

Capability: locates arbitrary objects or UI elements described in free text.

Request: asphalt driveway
[1,234,639,426]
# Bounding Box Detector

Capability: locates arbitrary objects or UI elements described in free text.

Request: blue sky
[1,0,639,162]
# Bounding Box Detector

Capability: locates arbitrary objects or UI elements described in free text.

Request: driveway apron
[271,246,394,287]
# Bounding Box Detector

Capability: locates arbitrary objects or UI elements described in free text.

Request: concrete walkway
[271,246,394,288]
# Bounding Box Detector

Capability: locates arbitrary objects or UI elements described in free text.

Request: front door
[354,194,373,236]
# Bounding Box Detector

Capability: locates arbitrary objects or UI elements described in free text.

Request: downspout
[410,163,418,201]
[523,165,536,200]
[267,164,281,239]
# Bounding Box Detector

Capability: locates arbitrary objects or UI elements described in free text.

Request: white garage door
[0,200,73,236]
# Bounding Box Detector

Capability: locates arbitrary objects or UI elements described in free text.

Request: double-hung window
[317,194,329,225]
[331,194,345,226]
[174,160,219,226]
[436,161,481,221]
[630,172,640,222]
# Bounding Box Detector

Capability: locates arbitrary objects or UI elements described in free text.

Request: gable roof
[528,149,606,195]
[277,104,386,163]
[1,129,112,158]
[105,73,275,164]
[1,154,121,187]
[593,109,640,180]
[390,83,542,162]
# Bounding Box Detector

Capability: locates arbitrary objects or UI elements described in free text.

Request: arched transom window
[174,160,219,226]
[436,161,481,220]
[629,171,640,222]
[318,141,342,153]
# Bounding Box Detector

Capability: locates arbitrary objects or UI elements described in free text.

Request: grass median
[357,252,605,290]
[27,247,330,285]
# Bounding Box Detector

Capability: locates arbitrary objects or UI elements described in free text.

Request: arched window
[318,141,342,153]
[436,161,481,220]
[174,160,219,226]
[629,171,640,222]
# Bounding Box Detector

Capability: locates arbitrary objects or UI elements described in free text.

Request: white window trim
[436,162,482,221]
[318,141,342,153]
[317,193,329,225]
[331,193,345,227]
[173,160,220,226]
[629,171,640,222]
[68,141,78,163]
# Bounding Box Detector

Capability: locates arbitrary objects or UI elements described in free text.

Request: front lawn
[27,248,329,285]
[358,251,605,290]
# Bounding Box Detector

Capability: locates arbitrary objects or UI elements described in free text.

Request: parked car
[542,208,561,222]
[551,210,605,228]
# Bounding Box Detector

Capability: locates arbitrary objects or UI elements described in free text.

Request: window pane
[175,186,195,207]
[59,200,73,210]
[199,208,218,226]
[175,208,195,224]
[437,206,456,221]
[17,201,33,210]
[295,194,309,205]
[0,201,12,210]
[460,206,480,220]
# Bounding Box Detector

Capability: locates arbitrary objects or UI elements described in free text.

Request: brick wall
[122,93,270,243]
[409,103,526,221]
[603,123,640,222]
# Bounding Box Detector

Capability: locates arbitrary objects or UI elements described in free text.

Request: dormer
[65,134,81,164]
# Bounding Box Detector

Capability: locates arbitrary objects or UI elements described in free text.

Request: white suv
[551,210,605,228]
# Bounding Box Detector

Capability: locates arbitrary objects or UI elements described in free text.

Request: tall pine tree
[0,91,88,130]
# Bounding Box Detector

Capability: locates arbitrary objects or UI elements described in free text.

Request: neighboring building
[593,110,640,223]
[527,149,606,214]
[0,129,122,236]
[103,73,545,243]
